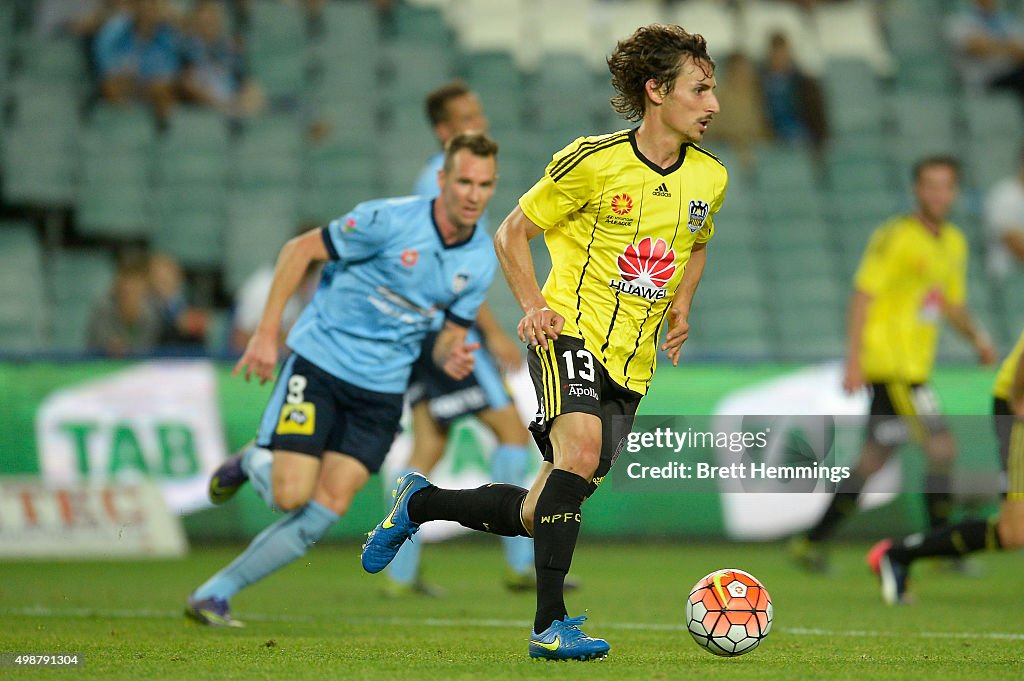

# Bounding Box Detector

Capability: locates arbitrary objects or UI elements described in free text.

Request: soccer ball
[685,568,773,657]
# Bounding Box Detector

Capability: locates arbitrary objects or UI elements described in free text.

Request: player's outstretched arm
[474,302,523,372]
[662,241,707,366]
[234,228,329,384]
[944,303,997,366]
[434,320,480,380]
[842,290,871,394]
[495,206,563,349]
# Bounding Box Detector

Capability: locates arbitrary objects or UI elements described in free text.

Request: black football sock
[533,469,590,633]
[924,472,953,530]
[407,483,530,537]
[806,472,866,543]
[889,517,1003,565]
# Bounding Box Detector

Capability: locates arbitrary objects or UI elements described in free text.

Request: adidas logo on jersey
[652,182,672,197]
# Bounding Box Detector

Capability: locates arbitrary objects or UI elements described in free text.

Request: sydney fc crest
[688,199,709,233]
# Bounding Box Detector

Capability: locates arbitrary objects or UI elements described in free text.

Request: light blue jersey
[287,196,497,394]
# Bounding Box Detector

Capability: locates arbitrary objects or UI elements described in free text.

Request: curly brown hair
[607,24,714,122]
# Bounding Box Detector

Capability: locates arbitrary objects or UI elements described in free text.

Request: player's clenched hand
[486,332,525,373]
[233,331,278,384]
[443,341,480,380]
[659,307,690,367]
[518,306,563,350]
[976,339,997,366]
[842,361,865,394]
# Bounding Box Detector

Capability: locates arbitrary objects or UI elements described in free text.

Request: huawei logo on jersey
[609,237,676,300]
[610,193,633,216]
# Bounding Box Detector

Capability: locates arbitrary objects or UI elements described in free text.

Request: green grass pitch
[1,540,1020,680]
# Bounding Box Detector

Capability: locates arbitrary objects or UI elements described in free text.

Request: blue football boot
[361,472,431,574]
[529,614,610,661]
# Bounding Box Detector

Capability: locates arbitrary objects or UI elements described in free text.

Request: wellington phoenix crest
[688,199,710,233]
[610,237,676,300]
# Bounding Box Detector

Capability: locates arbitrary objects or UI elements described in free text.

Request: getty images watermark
[610,415,1009,494]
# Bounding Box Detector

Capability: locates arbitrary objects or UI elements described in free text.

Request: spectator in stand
[86,256,162,357]
[759,32,828,156]
[703,52,770,171]
[92,0,182,124]
[984,144,1024,281]
[179,0,265,119]
[948,0,1024,105]
[148,252,209,351]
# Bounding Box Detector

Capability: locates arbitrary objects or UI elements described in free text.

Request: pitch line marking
[2,607,1022,641]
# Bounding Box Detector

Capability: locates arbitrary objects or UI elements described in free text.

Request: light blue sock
[192,500,338,601]
[386,468,421,585]
[242,446,277,511]
[491,445,534,575]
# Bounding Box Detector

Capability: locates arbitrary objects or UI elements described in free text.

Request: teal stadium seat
[0,222,47,353]
[232,115,304,190]
[48,250,116,352]
[2,79,79,205]
[247,0,309,97]
[823,59,884,135]
[76,106,157,238]
[224,190,299,293]
[151,183,226,269]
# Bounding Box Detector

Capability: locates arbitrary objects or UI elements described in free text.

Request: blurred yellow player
[869,327,1024,604]
[791,156,997,572]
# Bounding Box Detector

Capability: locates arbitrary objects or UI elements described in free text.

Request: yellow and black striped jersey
[518,129,727,394]
[994,328,1024,401]
[854,215,967,383]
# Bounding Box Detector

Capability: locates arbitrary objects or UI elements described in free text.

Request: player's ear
[436,167,445,191]
[645,78,666,106]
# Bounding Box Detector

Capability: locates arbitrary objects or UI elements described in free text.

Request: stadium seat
[735,0,824,74]
[248,0,307,49]
[666,0,739,59]
[0,222,47,353]
[390,1,451,45]
[591,0,665,64]
[381,43,455,119]
[76,155,154,240]
[450,0,525,54]
[1,79,80,206]
[151,182,227,269]
[302,144,379,224]
[232,116,304,190]
[688,299,774,360]
[223,190,300,293]
[812,0,893,75]
[962,92,1023,145]
[822,59,884,135]
[15,36,88,85]
[48,250,116,352]
[828,189,904,227]
[965,138,1022,192]
[825,156,894,193]
[532,0,598,68]
[753,145,820,193]
[758,187,826,223]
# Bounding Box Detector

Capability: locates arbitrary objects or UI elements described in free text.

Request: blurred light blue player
[185,132,500,626]
[384,81,537,596]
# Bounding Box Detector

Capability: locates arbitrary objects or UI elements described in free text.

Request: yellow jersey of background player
[519,128,727,394]
[854,213,967,384]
